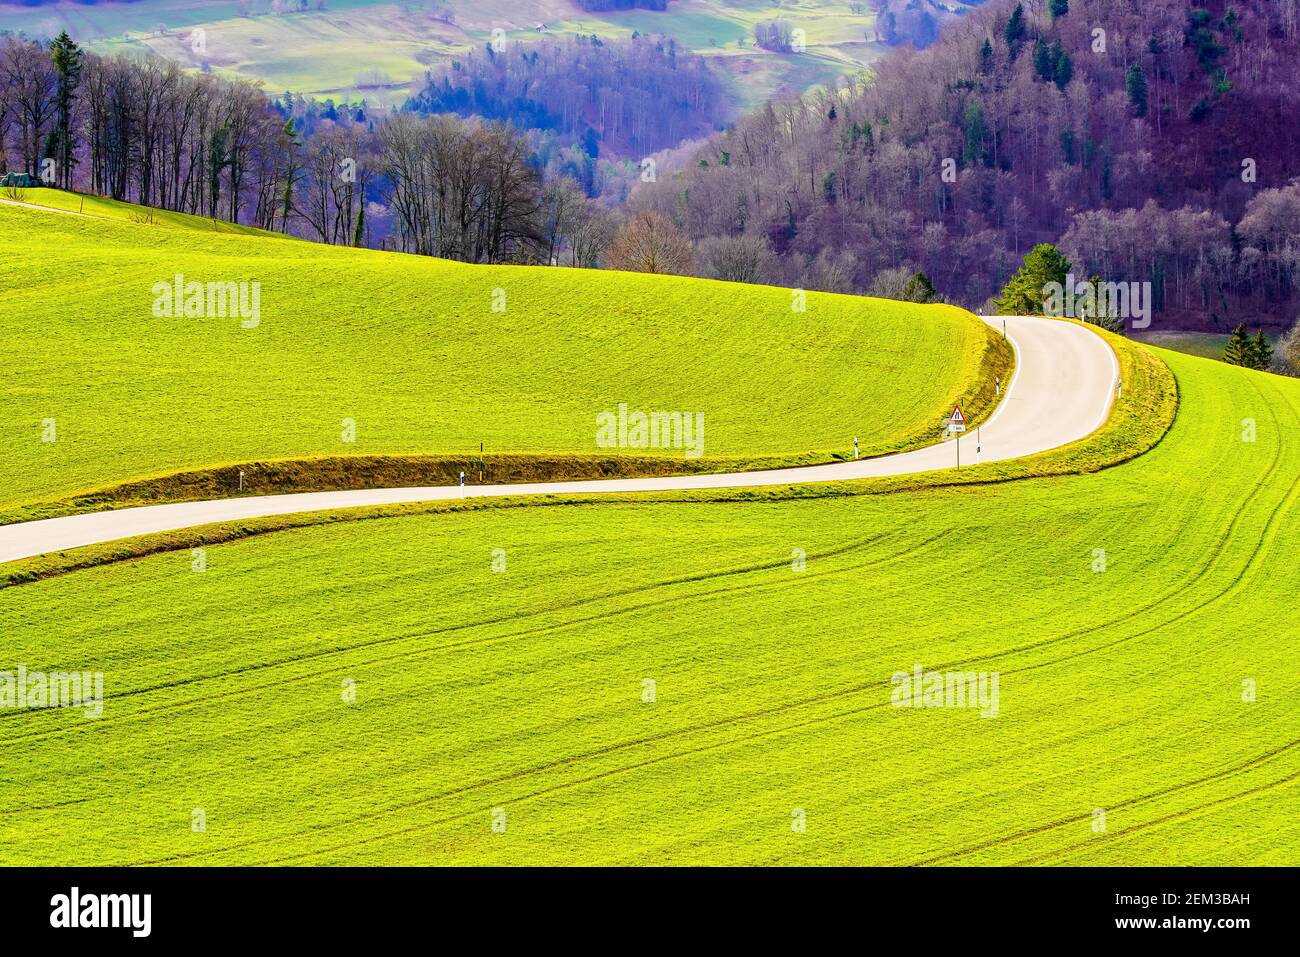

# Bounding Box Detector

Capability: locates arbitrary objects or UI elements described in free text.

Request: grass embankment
[3,187,279,237]
[1,198,1007,523]
[4,348,1294,866]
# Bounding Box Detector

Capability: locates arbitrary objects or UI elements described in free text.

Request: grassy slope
[1,348,1296,865]
[0,198,1004,518]
[2,187,280,236]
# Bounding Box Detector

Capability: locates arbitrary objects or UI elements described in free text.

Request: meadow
[1,347,1296,865]
[1134,330,1278,362]
[0,196,1004,518]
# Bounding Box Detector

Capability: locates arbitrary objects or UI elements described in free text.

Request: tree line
[0,32,617,265]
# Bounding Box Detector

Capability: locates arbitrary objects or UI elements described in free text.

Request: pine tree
[903,271,940,304]
[48,31,83,190]
[1033,41,1054,82]
[1049,0,1069,18]
[1054,45,1073,91]
[979,37,994,75]
[1250,330,1272,370]
[1004,3,1026,56]
[1222,324,1252,366]
[1125,64,1149,118]
[994,243,1073,315]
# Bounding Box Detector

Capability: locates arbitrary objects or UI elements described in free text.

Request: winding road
[0,315,1118,565]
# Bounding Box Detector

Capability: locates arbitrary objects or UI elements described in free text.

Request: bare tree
[606,211,694,275]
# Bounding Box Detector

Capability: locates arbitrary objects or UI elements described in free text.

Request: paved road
[0,316,1118,565]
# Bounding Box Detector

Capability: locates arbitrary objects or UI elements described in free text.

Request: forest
[636,0,1300,329]
[407,34,728,161]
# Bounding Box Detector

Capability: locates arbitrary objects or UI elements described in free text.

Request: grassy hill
[0,195,1005,519]
[1,346,1295,865]
[0,187,282,237]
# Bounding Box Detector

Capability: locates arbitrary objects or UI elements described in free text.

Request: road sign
[947,404,966,433]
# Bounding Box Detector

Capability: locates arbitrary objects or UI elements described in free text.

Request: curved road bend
[0,316,1118,565]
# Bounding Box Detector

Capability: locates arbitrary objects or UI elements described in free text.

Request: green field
[4,182,1297,867]
[0,195,1003,519]
[1,343,1296,864]
[1134,330,1279,362]
[1,187,282,236]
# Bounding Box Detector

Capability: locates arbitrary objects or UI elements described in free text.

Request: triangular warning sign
[949,404,966,424]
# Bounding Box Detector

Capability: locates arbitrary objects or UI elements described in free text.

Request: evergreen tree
[962,99,986,167]
[903,271,941,304]
[48,31,83,190]
[1222,324,1252,366]
[1054,45,1073,91]
[994,243,1073,315]
[1049,0,1069,19]
[979,37,994,75]
[1033,41,1054,82]
[1004,3,1026,56]
[1250,330,1272,370]
[1125,63,1149,118]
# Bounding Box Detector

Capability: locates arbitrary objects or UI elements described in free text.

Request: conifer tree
[994,244,1072,315]
[1250,330,1272,370]
[1222,324,1252,366]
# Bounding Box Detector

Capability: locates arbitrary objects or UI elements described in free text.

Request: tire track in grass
[0,531,900,736]
[906,740,1300,865]
[225,470,1300,869]
[901,377,1300,864]
[0,531,957,749]
[132,571,1297,869]
[54,439,1300,864]
[108,417,1300,864]
[1012,767,1300,865]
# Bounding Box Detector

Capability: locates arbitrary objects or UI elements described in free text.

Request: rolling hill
[0,193,1006,521]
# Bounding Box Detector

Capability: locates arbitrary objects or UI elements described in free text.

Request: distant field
[0,0,885,107]
[1133,330,1278,362]
[2,348,1296,865]
[0,194,1001,516]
